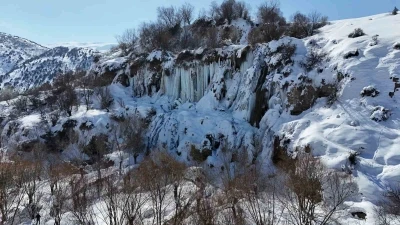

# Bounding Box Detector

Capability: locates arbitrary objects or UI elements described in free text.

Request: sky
[0,0,399,45]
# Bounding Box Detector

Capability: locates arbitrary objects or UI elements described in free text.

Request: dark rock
[351,212,366,220]
[344,49,359,59]
[360,87,380,97]
[79,121,94,131]
[287,84,317,115]
[62,119,77,129]
[190,145,212,162]
[115,73,130,87]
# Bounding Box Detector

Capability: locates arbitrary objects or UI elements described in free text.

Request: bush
[348,151,360,165]
[360,86,379,97]
[348,28,365,38]
[115,28,138,55]
[13,96,28,113]
[209,0,250,24]
[343,49,360,59]
[139,22,173,52]
[393,6,398,15]
[257,1,286,25]
[248,23,285,45]
[300,48,328,71]
[0,87,18,104]
[287,11,328,38]
[96,87,113,111]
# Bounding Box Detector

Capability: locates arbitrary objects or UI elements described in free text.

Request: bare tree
[280,153,324,225]
[47,162,78,225]
[179,3,194,25]
[96,87,113,111]
[120,114,147,164]
[219,0,236,23]
[53,74,78,117]
[96,175,126,225]
[80,75,93,111]
[157,6,181,28]
[279,152,358,225]
[288,12,310,38]
[319,172,358,225]
[138,152,186,225]
[0,161,24,225]
[209,1,220,20]
[257,0,285,25]
[0,87,18,106]
[139,21,172,52]
[21,157,44,220]
[308,11,328,35]
[68,176,97,225]
[13,96,29,113]
[122,170,150,225]
[116,28,138,54]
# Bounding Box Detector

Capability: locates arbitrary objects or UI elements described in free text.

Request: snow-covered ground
[1,13,400,224]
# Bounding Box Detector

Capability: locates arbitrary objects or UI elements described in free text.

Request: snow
[45,42,116,52]
[1,12,400,225]
[19,114,41,128]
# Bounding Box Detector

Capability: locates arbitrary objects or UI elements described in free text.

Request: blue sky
[0,0,399,45]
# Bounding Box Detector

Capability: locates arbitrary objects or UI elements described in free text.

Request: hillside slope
[0,46,97,90]
[0,32,48,75]
[265,13,400,221]
[0,13,399,224]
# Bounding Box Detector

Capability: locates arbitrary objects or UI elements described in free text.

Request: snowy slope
[90,13,400,223]
[46,42,116,52]
[0,32,48,75]
[262,13,400,222]
[1,46,98,90]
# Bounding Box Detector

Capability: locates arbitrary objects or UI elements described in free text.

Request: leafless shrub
[209,0,250,24]
[257,0,286,25]
[300,47,328,72]
[206,27,220,49]
[116,28,138,55]
[52,73,78,116]
[0,87,18,105]
[392,6,398,15]
[288,11,328,38]
[57,86,78,117]
[138,151,186,225]
[157,6,182,28]
[68,176,97,225]
[139,22,172,52]
[279,152,358,225]
[119,115,147,164]
[248,23,285,45]
[13,96,29,113]
[348,28,365,38]
[180,3,194,25]
[96,87,113,111]
[0,160,25,225]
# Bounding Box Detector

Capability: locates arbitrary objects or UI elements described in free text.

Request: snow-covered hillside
[1,12,400,225]
[90,13,400,223]
[1,46,98,90]
[0,32,48,75]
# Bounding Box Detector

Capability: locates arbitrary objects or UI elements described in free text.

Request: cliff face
[96,37,334,126]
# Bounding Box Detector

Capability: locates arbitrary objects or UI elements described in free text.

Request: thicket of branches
[115,0,329,55]
[0,143,361,225]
